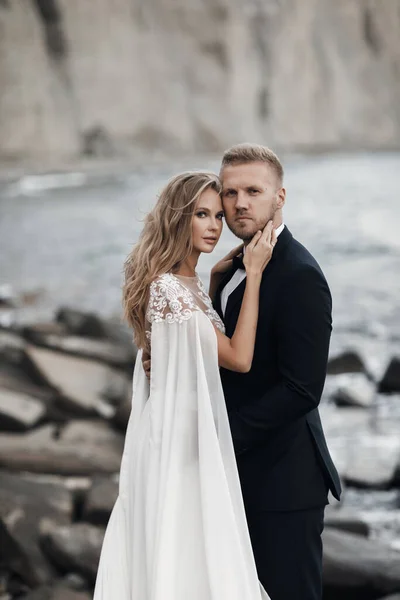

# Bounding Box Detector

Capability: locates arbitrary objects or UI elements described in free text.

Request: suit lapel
[223,226,294,326]
[214,266,238,320]
[224,276,247,326]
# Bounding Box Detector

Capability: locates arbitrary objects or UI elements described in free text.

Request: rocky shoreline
[0,303,399,600]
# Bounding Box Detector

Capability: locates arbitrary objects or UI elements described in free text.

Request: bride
[93,171,277,600]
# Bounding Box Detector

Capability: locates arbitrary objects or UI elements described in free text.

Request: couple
[93,143,341,600]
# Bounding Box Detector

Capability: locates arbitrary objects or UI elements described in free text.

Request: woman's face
[192,188,224,254]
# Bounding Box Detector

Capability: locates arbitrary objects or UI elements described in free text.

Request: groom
[214,143,341,600]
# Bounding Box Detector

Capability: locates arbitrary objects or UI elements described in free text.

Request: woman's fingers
[259,220,273,244]
[247,230,262,250]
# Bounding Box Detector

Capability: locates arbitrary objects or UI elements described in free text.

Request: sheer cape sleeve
[93,273,268,600]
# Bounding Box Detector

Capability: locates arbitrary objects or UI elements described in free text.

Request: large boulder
[0,340,54,392]
[55,309,112,339]
[323,528,400,598]
[0,420,124,475]
[0,387,46,431]
[332,373,376,409]
[23,322,134,370]
[344,435,400,489]
[0,516,40,589]
[40,523,104,584]
[25,344,129,416]
[56,310,134,352]
[0,472,73,586]
[324,507,369,537]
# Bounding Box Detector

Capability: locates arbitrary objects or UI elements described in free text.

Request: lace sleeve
[146,274,199,326]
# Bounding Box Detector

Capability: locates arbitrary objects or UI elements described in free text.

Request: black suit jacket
[214,226,342,512]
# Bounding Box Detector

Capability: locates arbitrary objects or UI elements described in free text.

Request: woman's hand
[211,243,244,277]
[243,220,277,277]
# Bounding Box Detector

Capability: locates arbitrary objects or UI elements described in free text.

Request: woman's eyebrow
[196,206,210,211]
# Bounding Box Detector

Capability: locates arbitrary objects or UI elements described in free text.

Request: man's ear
[276,187,286,209]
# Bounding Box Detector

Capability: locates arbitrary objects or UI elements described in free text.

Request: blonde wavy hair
[123,171,222,349]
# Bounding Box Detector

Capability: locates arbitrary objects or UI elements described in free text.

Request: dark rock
[323,528,400,596]
[0,472,73,586]
[0,343,57,405]
[102,372,131,407]
[22,581,91,600]
[82,477,118,525]
[328,350,366,375]
[23,322,67,341]
[379,358,400,393]
[61,573,88,591]
[0,517,40,589]
[82,126,115,158]
[0,387,46,431]
[55,310,136,363]
[56,309,109,339]
[324,508,369,537]
[331,373,376,408]
[112,397,131,432]
[0,342,55,392]
[41,523,104,584]
[0,420,123,475]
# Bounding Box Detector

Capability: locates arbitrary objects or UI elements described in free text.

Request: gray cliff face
[0,0,399,160]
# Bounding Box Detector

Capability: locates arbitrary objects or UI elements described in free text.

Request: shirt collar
[243,223,285,254]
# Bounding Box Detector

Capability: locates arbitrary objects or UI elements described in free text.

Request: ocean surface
[0,152,399,546]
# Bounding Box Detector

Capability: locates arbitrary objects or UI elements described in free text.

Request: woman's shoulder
[147,273,199,323]
[149,272,184,296]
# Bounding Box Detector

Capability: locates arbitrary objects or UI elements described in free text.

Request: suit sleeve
[228,265,332,454]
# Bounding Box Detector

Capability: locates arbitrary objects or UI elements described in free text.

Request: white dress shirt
[220,223,285,317]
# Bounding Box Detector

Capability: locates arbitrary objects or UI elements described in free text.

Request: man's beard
[226,213,275,241]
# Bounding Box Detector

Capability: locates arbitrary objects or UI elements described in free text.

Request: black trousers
[246,507,326,600]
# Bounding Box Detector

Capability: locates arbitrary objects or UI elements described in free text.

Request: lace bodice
[146,273,225,340]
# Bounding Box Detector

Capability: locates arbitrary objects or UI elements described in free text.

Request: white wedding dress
[93,272,269,600]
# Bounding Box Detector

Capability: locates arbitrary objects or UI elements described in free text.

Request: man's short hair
[220,143,284,185]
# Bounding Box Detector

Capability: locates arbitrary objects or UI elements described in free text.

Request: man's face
[221,162,285,241]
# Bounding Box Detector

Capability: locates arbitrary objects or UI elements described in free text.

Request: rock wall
[0,0,399,160]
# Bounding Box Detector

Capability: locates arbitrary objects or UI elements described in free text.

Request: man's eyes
[223,189,260,196]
